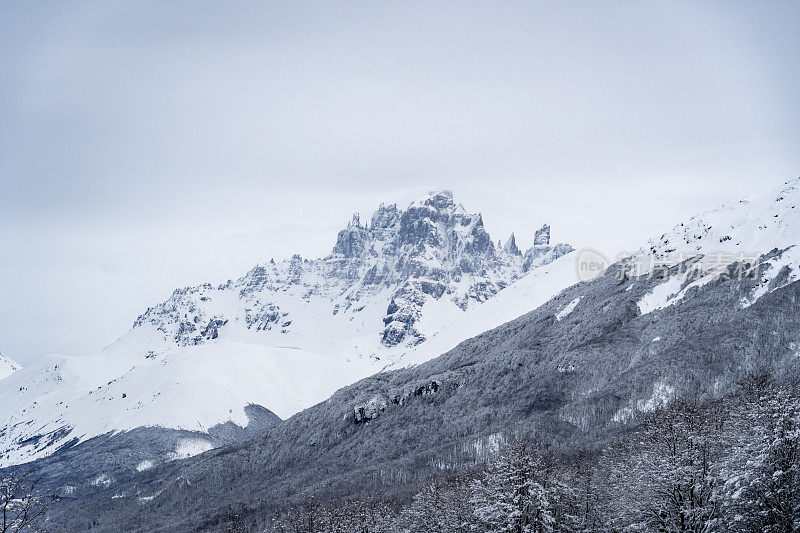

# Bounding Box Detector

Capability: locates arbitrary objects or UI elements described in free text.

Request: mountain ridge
[7,177,800,531]
[44,243,800,532]
[0,190,572,467]
[0,351,21,381]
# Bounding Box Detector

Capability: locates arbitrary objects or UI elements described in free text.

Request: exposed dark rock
[131,191,572,349]
[534,224,551,246]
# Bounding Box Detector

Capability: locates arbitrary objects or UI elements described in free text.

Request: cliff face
[134,190,571,351]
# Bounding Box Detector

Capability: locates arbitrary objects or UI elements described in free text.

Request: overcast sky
[2,1,799,364]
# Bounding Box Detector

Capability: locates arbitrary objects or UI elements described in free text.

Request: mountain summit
[133,189,572,351]
[0,191,571,467]
[29,178,800,532]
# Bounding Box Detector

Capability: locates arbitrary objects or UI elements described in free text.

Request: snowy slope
[641,178,800,262]
[400,251,580,366]
[631,177,800,312]
[0,352,21,381]
[406,177,800,370]
[0,191,573,467]
[0,335,372,466]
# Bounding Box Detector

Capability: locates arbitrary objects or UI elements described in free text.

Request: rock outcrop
[133,190,573,350]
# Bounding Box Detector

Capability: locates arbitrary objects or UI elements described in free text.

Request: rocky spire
[332,213,369,258]
[534,224,551,246]
[503,233,521,255]
[371,203,399,231]
[423,190,455,210]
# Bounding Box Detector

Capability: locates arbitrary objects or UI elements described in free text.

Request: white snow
[0,353,21,381]
[136,460,154,472]
[637,178,800,271]
[400,252,581,366]
[168,438,213,460]
[633,178,800,314]
[138,491,161,504]
[91,474,113,487]
[0,328,375,466]
[612,382,675,423]
[637,382,675,412]
[633,177,800,315]
[637,275,685,315]
[740,244,800,308]
[555,297,581,321]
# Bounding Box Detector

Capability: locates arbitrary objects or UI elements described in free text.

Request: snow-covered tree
[602,399,723,532]
[470,440,557,533]
[399,476,474,532]
[1,470,51,533]
[557,451,603,532]
[260,382,799,533]
[715,383,800,532]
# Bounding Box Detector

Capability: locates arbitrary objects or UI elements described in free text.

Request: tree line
[246,377,799,533]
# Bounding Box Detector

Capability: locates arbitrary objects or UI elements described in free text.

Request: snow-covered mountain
[0,190,573,467]
[0,352,21,381]
[407,178,800,373]
[388,179,800,368]
[131,190,570,354]
[645,178,800,260]
[37,178,800,532]
[12,179,800,471]
[627,178,800,313]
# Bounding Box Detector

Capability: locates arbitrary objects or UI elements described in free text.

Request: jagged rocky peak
[534,224,551,246]
[503,233,521,256]
[330,189,497,261]
[332,213,369,258]
[371,203,400,232]
[420,189,455,210]
[131,189,574,350]
[406,191,496,259]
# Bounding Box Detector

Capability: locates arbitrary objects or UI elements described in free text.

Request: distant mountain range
[0,190,572,467]
[5,178,800,531]
[26,177,800,532]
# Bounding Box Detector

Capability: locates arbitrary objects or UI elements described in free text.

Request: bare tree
[715,381,800,532]
[1,470,53,533]
[399,476,474,532]
[602,398,724,532]
[224,503,250,533]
